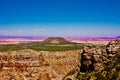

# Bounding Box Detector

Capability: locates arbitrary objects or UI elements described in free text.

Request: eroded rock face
[106,40,120,58]
[64,40,120,80]
[0,49,82,80]
[80,45,107,72]
[80,40,120,72]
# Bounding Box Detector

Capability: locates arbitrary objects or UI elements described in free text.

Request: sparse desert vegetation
[0,37,84,52]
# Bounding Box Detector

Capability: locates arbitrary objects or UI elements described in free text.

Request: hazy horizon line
[0,35,119,38]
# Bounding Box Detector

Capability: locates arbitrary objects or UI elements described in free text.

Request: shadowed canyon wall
[64,40,120,80]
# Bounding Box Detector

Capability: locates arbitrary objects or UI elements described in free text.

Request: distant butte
[42,37,70,44]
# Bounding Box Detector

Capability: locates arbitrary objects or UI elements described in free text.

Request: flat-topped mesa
[42,37,70,44]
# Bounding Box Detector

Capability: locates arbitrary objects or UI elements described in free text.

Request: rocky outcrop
[80,45,107,72]
[64,40,120,80]
[80,40,120,73]
[106,40,120,57]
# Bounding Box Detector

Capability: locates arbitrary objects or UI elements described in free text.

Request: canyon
[0,37,119,80]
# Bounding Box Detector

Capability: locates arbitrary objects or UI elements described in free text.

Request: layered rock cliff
[64,40,120,80]
[0,49,82,80]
